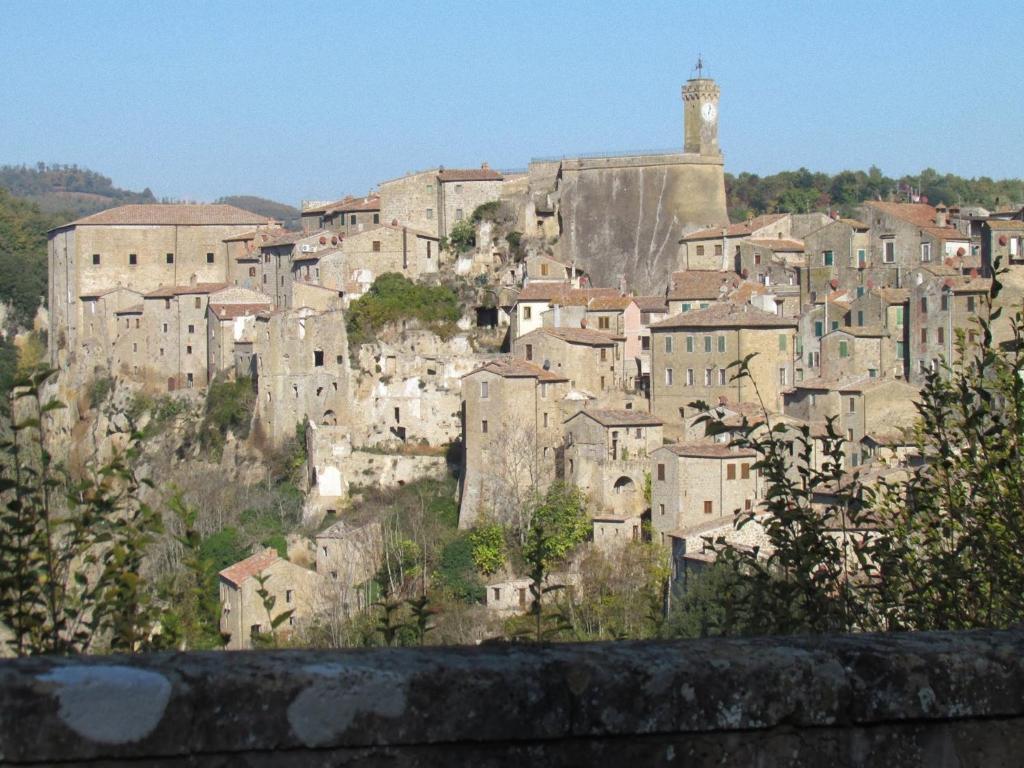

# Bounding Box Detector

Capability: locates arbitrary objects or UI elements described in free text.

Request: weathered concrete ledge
[1,629,1023,766]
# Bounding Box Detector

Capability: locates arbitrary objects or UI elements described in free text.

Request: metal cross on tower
[694,55,704,78]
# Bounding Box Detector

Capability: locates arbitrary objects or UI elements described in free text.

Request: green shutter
[778,334,787,351]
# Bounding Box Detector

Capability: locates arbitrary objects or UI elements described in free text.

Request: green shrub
[88,376,115,409]
[200,376,254,451]
[469,522,506,576]
[446,220,476,253]
[471,201,502,223]
[437,534,485,603]
[346,273,461,346]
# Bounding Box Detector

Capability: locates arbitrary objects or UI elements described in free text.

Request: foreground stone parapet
[1,630,1023,766]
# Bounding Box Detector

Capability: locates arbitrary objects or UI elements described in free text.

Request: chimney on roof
[481,162,489,170]
[935,203,948,228]
[618,275,627,295]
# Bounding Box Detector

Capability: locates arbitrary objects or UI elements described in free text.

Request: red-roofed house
[219,548,317,650]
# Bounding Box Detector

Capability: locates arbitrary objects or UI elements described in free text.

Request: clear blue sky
[1,0,1021,205]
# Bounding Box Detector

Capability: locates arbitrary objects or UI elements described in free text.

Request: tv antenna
[694,55,706,79]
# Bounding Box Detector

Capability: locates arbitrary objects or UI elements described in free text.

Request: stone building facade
[253,307,350,446]
[218,548,317,650]
[513,327,622,395]
[650,443,760,546]
[47,204,274,369]
[564,409,663,517]
[649,303,797,435]
[378,165,503,240]
[458,360,570,529]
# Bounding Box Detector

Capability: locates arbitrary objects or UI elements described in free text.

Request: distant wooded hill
[215,196,299,229]
[726,167,1024,220]
[0,163,157,220]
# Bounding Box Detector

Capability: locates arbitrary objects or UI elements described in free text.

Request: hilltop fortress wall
[555,152,728,295]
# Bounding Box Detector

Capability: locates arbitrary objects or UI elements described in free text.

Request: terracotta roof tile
[219,548,280,588]
[566,409,663,427]
[587,295,634,311]
[464,358,568,382]
[668,270,738,301]
[680,214,788,241]
[209,302,272,320]
[528,327,618,345]
[658,441,757,459]
[323,195,381,215]
[516,284,620,304]
[144,282,228,299]
[985,220,1024,231]
[650,302,797,329]
[437,167,503,182]
[63,204,274,228]
[864,202,967,241]
[632,295,669,312]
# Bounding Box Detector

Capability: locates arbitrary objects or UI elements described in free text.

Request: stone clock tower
[682,61,720,156]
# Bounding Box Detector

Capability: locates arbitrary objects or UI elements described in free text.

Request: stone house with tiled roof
[510,285,621,340]
[679,214,791,271]
[458,359,571,528]
[135,282,228,390]
[321,195,381,235]
[783,376,918,469]
[907,265,991,384]
[219,548,317,650]
[736,237,806,291]
[564,409,663,518]
[801,217,872,303]
[650,442,762,546]
[513,327,623,395]
[379,164,503,240]
[48,203,275,369]
[649,303,797,436]
[858,202,972,291]
[842,287,909,379]
[667,270,738,315]
[206,287,273,382]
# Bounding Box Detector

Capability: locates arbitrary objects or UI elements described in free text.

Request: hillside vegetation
[0,163,155,219]
[215,196,299,228]
[726,166,1024,220]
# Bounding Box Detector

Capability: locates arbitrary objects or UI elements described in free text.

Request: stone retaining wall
[1,629,1023,765]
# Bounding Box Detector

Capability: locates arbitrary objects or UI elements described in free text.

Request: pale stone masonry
[218,548,317,650]
[650,442,761,547]
[378,165,503,240]
[513,327,623,395]
[564,409,663,518]
[458,359,570,529]
[253,307,350,446]
[48,203,275,368]
[649,303,797,436]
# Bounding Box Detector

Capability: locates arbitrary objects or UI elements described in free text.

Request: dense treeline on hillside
[0,187,58,328]
[215,195,299,228]
[0,163,155,218]
[725,166,1024,220]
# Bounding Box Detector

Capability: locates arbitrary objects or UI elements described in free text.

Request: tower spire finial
[695,54,704,79]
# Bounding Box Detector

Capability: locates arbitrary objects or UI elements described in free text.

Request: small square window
[128,253,137,265]
[166,253,174,264]
[657,463,665,481]
[92,253,100,265]
[480,381,489,399]
[206,252,214,263]
[481,419,488,434]
[372,241,381,252]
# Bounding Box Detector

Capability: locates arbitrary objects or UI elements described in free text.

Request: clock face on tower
[701,102,717,123]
